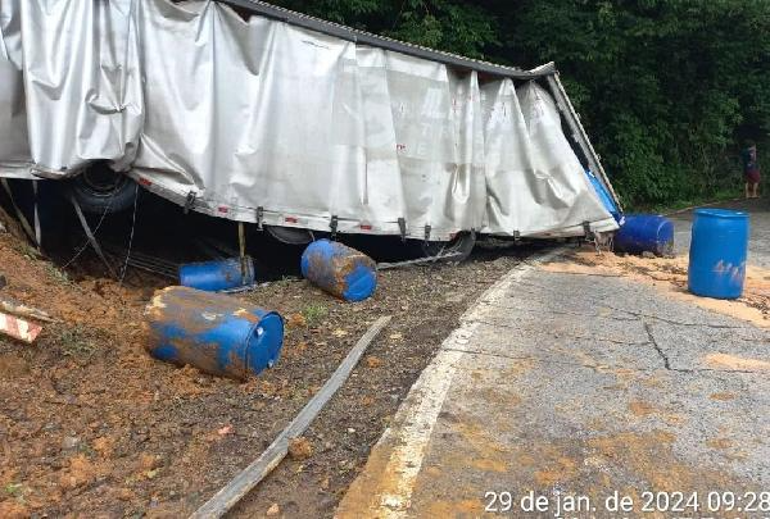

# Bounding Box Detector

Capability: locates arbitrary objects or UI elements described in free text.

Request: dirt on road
[0,227,535,518]
[543,249,770,327]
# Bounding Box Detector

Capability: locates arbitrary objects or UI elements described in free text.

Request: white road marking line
[344,247,565,518]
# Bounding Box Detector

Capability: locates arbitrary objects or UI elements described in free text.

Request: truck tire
[67,165,138,215]
[265,225,314,245]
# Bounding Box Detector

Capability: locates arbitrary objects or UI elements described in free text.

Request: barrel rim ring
[693,208,749,219]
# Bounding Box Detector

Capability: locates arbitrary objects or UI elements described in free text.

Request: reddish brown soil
[0,228,533,518]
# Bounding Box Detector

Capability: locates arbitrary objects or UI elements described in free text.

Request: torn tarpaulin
[0,0,618,242]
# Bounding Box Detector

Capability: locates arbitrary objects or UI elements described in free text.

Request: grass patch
[273,276,298,288]
[4,483,23,497]
[58,325,97,359]
[12,241,41,261]
[45,263,72,285]
[77,442,97,458]
[4,482,26,504]
[301,303,328,327]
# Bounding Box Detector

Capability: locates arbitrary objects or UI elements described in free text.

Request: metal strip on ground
[191,316,393,519]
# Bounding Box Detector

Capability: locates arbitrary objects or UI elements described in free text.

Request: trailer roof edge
[219,0,556,79]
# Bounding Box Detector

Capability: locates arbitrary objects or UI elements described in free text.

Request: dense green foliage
[271,0,770,207]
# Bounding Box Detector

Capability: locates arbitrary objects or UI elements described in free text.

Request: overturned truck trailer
[0,0,621,248]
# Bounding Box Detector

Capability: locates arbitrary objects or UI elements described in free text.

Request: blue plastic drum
[688,208,749,299]
[179,257,255,292]
[301,240,377,302]
[145,286,284,379]
[614,214,674,256]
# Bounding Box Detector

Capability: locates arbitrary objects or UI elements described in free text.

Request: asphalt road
[337,202,770,518]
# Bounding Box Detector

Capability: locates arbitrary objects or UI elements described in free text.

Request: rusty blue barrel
[688,208,749,299]
[614,214,674,256]
[301,240,377,302]
[145,286,283,379]
[179,257,255,292]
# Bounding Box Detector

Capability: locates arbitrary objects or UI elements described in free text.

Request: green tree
[270,0,499,57]
[506,0,770,205]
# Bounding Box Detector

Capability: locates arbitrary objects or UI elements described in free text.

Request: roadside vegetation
[272,0,770,209]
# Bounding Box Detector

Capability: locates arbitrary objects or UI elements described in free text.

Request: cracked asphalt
[337,204,770,518]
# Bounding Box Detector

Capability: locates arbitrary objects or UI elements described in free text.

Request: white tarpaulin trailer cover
[0,0,619,241]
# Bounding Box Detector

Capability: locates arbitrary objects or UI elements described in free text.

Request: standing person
[742,140,761,199]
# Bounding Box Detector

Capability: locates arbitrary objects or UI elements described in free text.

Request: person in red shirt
[742,140,761,199]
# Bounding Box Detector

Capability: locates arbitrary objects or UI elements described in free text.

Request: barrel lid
[694,208,748,219]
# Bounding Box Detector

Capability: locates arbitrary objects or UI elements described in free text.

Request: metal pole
[33,180,42,249]
[238,222,247,283]
[1,178,38,246]
[69,194,118,278]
